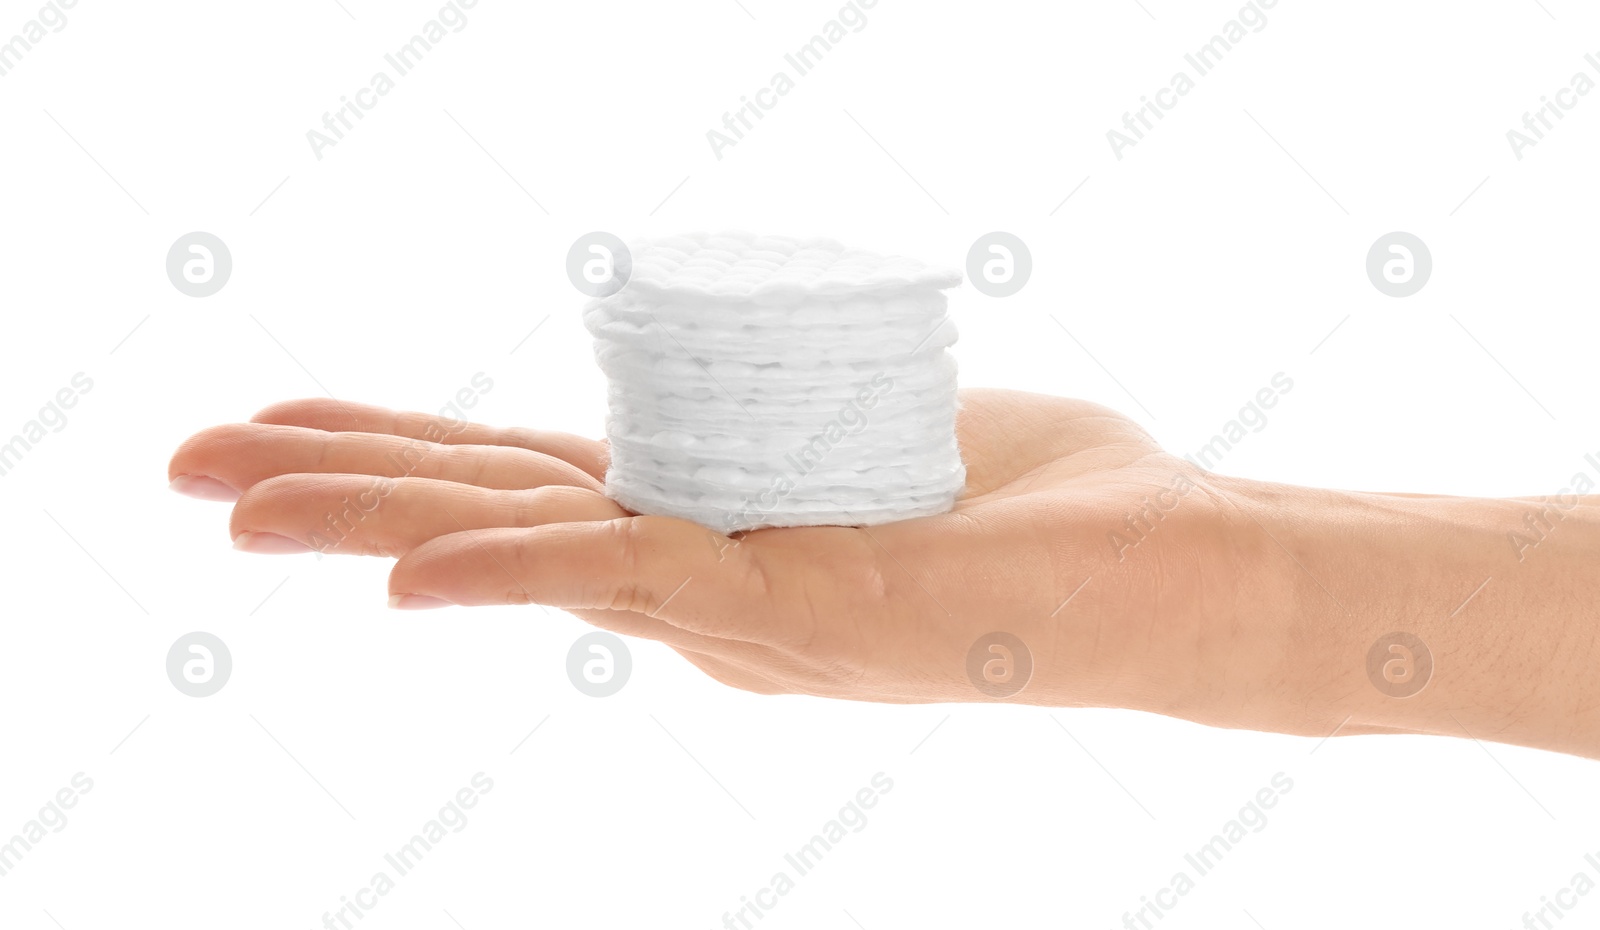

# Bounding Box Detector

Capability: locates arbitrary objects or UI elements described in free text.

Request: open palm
[171,389,1238,713]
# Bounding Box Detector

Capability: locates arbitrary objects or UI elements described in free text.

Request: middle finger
[170,423,603,498]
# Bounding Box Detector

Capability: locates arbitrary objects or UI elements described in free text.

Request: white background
[2,0,1598,927]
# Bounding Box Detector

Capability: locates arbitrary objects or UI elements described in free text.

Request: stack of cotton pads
[582,232,966,533]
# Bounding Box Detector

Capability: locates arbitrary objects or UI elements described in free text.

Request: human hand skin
[168,389,1600,759]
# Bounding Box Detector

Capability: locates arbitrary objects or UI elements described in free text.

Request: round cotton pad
[582,231,967,533]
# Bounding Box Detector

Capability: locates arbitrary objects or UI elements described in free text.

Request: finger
[231,478,626,556]
[251,398,609,480]
[170,423,601,498]
[388,518,798,648]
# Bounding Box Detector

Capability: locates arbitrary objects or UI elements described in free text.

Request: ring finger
[230,476,625,556]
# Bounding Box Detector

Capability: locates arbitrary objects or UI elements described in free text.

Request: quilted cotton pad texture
[582,232,967,533]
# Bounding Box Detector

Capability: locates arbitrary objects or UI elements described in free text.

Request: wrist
[1219,476,1600,757]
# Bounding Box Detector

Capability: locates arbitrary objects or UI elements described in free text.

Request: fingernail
[233,531,313,554]
[170,474,240,502]
[388,594,454,610]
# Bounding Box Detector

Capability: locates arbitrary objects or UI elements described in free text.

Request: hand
[169,389,1600,758]
[167,391,1237,707]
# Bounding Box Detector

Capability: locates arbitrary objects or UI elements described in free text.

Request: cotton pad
[582,232,967,534]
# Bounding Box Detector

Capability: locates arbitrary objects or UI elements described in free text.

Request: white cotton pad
[582,232,967,534]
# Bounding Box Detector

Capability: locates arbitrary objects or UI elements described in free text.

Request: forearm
[1225,477,1600,757]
